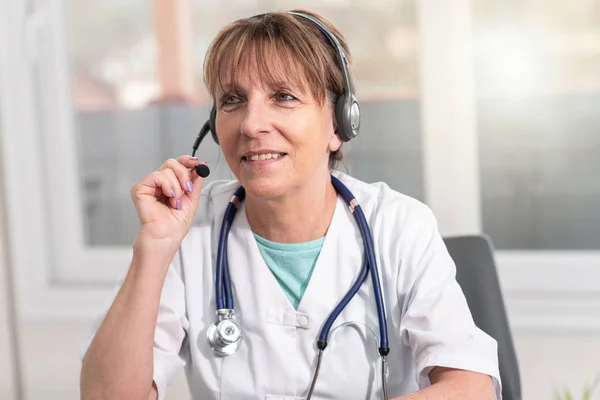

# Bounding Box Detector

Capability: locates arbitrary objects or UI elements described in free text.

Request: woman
[80,10,500,400]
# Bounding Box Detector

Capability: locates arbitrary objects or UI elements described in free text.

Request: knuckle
[158,158,176,171]
[130,183,143,201]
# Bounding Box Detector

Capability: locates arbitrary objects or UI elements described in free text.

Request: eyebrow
[217,80,306,95]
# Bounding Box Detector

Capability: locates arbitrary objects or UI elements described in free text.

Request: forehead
[216,44,309,94]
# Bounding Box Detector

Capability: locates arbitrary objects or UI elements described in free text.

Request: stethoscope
[205,174,391,399]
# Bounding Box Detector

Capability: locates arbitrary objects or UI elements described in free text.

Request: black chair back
[443,235,522,400]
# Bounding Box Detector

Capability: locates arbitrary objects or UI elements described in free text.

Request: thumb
[186,162,207,206]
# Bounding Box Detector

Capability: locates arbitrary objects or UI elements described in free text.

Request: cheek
[215,117,238,153]
[216,136,241,173]
[219,137,239,165]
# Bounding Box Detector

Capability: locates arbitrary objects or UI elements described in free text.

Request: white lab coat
[84,171,502,399]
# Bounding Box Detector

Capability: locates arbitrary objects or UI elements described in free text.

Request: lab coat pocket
[218,343,257,399]
[218,326,290,399]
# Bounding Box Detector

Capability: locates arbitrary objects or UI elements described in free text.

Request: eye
[273,92,297,102]
[220,95,242,107]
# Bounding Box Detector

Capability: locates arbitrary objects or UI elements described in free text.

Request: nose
[240,98,272,138]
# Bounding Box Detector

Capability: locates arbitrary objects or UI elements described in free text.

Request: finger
[159,168,185,210]
[158,156,199,176]
[173,163,205,215]
[160,158,196,195]
[132,171,179,208]
[187,162,206,203]
[176,155,203,169]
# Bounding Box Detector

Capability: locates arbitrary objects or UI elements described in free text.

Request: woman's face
[214,56,342,200]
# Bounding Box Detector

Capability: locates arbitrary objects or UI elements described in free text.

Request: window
[473,0,600,250]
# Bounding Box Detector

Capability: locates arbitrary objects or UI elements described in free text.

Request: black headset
[191,11,360,163]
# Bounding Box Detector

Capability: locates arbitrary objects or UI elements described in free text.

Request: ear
[326,101,342,152]
[328,133,342,152]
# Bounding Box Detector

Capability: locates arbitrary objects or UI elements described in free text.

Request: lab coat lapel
[296,196,365,324]
[294,197,382,399]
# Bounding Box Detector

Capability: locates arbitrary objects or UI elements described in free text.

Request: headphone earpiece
[334,93,360,142]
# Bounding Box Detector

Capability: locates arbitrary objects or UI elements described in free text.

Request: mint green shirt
[253,233,325,310]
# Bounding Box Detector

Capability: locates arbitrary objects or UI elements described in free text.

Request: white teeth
[246,153,283,161]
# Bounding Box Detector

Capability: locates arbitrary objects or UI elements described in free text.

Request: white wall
[516,331,600,399]
[0,164,17,399]
[0,277,17,400]
[16,320,189,400]
[0,260,17,398]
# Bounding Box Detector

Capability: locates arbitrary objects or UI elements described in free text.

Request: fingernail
[190,156,199,160]
[170,189,176,197]
[186,181,193,192]
[176,199,181,210]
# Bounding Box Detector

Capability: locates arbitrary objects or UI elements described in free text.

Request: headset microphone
[195,163,210,178]
[191,120,211,178]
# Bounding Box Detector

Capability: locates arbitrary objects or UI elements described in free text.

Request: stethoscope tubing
[329,175,389,352]
[215,187,246,310]
[214,176,389,353]
[354,202,390,352]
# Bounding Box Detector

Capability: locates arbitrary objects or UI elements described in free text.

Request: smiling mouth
[242,152,287,161]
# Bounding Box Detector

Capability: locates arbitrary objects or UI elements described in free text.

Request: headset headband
[287,12,354,99]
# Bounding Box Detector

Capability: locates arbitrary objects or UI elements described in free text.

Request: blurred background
[0,0,599,399]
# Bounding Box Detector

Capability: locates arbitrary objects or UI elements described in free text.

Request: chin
[238,173,292,200]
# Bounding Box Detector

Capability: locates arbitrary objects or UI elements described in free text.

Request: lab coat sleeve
[398,206,502,398]
[80,251,189,400]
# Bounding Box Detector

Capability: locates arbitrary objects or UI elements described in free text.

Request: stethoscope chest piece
[207,309,242,356]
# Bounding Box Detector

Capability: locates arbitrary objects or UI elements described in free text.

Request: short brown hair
[202,9,353,169]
